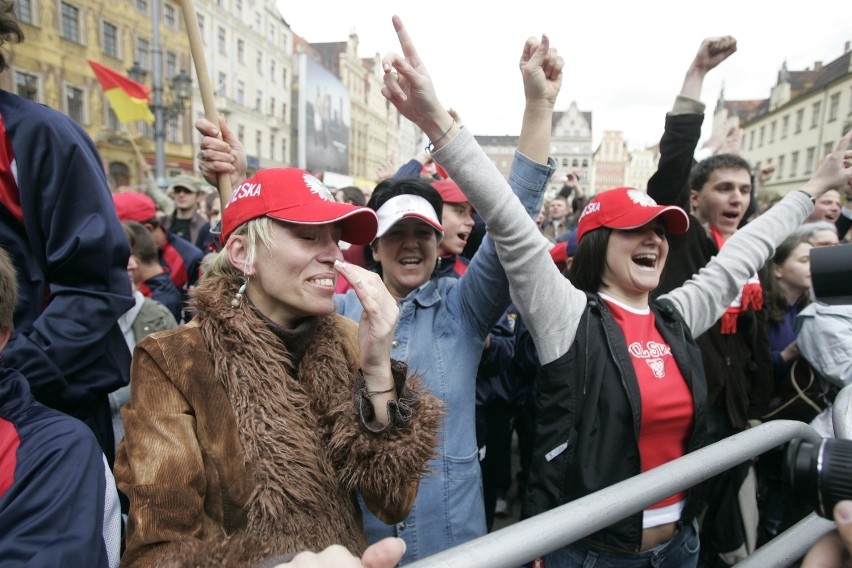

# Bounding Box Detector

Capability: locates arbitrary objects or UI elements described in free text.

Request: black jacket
[648,112,772,429]
[523,294,709,552]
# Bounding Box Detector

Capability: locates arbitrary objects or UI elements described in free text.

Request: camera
[785,438,852,518]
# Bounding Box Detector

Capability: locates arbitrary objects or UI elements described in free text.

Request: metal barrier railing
[409,420,824,568]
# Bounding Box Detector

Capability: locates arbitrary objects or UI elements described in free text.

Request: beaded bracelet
[425,120,457,153]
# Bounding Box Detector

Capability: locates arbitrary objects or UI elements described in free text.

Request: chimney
[814,61,823,71]
[845,41,851,53]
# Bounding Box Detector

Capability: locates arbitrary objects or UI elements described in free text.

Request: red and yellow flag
[88,60,154,125]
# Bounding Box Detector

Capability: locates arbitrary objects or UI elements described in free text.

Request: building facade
[591,130,629,194]
[713,42,852,197]
[6,0,194,188]
[195,0,293,175]
[550,101,593,195]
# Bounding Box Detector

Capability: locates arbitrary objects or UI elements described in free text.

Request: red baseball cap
[432,179,468,205]
[576,187,689,243]
[221,168,378,245]
[113,192,157,223]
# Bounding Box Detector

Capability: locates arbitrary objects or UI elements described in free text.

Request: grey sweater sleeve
[662,190,813,336]
[432,128,586,366]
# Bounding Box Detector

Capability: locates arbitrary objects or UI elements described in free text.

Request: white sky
[277,0,851,151]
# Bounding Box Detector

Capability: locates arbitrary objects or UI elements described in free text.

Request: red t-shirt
[600,293,694,510]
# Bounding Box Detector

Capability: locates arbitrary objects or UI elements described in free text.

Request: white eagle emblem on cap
[303,173,334,202]
[627,189,657,207]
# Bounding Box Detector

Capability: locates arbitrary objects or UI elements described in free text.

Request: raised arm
[647,36,737,208]
[196,116,248,192]
[381,16,585,366]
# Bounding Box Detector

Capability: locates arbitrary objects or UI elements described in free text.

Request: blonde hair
[207,216,275,279]
[0,247,18,332]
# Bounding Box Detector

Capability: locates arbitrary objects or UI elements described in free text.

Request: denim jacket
[336,147,553,563]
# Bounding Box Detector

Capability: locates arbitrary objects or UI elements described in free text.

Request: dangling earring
[231,279,247,308]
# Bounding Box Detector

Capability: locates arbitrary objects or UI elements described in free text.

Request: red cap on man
[113,192,157,223]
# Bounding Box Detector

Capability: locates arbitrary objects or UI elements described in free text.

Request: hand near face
[333,260,399,390]
[803,130,852,198]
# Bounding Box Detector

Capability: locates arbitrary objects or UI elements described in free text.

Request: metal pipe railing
[409,420,823,568]
[736,513,835,568]
[834,383,851,439]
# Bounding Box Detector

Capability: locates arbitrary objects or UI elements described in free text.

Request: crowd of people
[2,3,852,567]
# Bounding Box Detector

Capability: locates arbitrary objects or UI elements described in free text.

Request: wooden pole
[176,0,233,204]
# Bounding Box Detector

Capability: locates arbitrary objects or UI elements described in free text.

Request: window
[804,147,815,174]
[270,60,276,82]
[824,142,833,160]
[197,14,205,40]
[769,121,776,143]
[15,0,32,24]
[238,125,245,144]
[234,0,242,17]
[748,130,755,150]
[164,4,176,28]
[795,109,804,133]
[136,38,150,70]
[15,71,39,101]
[60,2,80,42]
[166,118,179,143]
[582,159,588,167]
[781,115,789,139]
[777,155,785,179]
[216,72,226,97]
[65,85,84,123]
[282,68,287,86]
[281,102,287,119]
[102,21,118,58]
[254,12,261,31]
[828,93,840,122]
[107,107,120,130]
[269,96,275,117]
[166,51,177,79]
[572,159,579,167]
[236,81,244,106]
[255,130,262,155]
[561,158,568,167]
[136,0,147,12]
[217,27,226,55]
[256,51,262,74]
[270,135,275,160]
[255,90,262,112]
[790,151,798,178]
[237,39,244,63]
[811,101,821,128]
[759,125,765,147]
[282,137,287,161]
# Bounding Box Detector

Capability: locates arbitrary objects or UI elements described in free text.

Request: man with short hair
[539,194,569,242]
[123,220,182,322]
[162,174,211,250]
[647,36,770,566]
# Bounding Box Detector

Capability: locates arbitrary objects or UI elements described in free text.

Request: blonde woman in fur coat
[114,168,442,567]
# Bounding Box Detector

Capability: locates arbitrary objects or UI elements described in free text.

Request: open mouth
[399,257,422,266]
[632,254,658,270]
[722,211,740,221]
[308,276,335,288]
[457,232,470,243]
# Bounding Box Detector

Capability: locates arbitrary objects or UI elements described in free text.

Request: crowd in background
[2,3,852,568]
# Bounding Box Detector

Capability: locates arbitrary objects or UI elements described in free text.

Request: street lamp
[130,0,194,189]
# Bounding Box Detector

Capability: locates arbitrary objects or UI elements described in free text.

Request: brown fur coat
[115,272,442,567]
